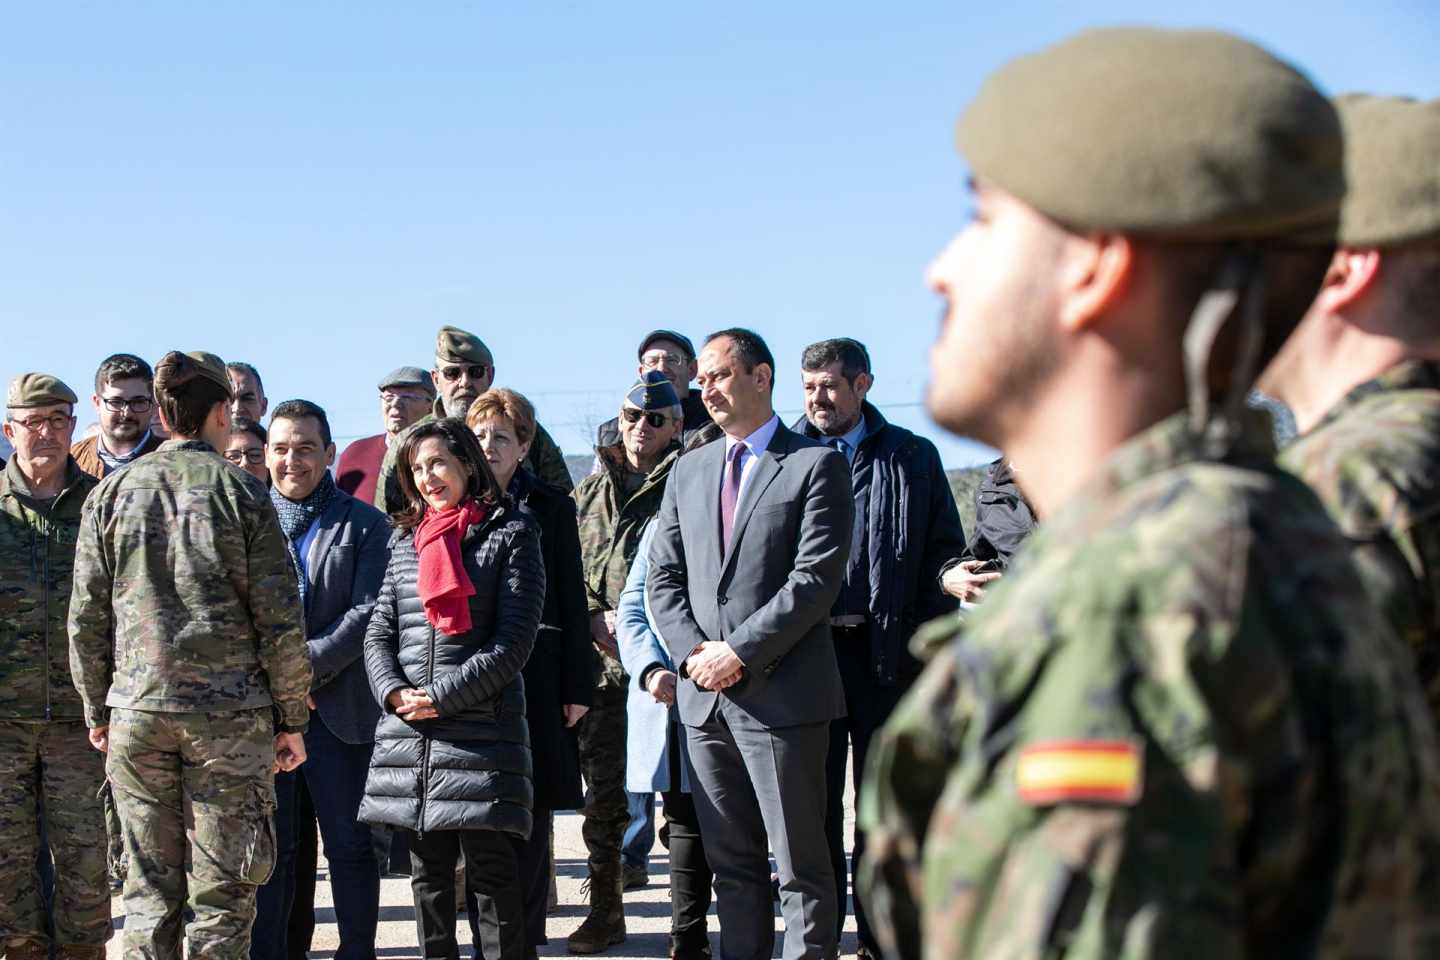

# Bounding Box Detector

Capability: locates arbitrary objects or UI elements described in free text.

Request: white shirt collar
[724,413,781,461]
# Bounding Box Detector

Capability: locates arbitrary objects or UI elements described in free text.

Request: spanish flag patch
[1015,740,1143,806]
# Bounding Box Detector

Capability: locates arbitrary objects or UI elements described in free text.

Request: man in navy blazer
[251,400,391,960]
[648,329,854,960]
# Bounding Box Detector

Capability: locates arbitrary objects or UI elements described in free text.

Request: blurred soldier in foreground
[372,326,573,514]
[859,28,1440,959]
[1261,95,1440,717]
[68,350,313,960]
[0,374,110,960]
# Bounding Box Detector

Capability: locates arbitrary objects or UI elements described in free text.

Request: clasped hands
[685,640,744,691]
[387,686,439,722]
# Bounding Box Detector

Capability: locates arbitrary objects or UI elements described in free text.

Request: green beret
[957,28,1343,243]
[6,373,78,409]
[435,326,494,367]
[625,371,681,411]
[187,351,235,397]
[1335,95,1440,248]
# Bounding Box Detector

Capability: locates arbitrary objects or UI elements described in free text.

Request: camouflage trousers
[0,720,111,953]
[106,708,277,960]
[577,651,629,870]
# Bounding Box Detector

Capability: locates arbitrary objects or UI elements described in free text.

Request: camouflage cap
[187,351,235,397]
[625,370,681,411]
[6,372,78,409]
[378,365,435,394]
[957,28,1343,243]
[1334,95,1440,248]
[435,326,494,367]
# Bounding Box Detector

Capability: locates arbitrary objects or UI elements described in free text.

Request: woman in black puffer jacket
[360,418,545,960]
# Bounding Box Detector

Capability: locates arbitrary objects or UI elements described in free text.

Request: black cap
[637,330,696,361]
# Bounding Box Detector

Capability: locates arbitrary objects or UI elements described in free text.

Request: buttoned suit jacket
[647,421,853,729]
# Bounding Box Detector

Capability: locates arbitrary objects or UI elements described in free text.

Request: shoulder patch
[1016,740,1142,806]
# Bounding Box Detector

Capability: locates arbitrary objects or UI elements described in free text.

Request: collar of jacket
[792,400,890,446]
[1309,358,1440,436]
[0,455,88,504]
[158,438,219,454]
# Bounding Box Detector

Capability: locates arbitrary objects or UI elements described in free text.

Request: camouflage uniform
[569,440,678,947]
[67,438,312,960]
[371,397,573,515]
[0,456,110,958]
[859,412,1440,958]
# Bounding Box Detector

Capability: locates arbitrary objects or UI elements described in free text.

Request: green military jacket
[0,457,98,721]
[67,439,312,731]
[859,410,1440,960]
[372,397,574,516]
[1280,359,1440,718]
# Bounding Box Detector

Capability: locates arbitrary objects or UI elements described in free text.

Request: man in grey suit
[252,399,391,960]
[648,328,854,960]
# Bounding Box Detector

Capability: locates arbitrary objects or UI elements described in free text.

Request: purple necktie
[720,443,745,553]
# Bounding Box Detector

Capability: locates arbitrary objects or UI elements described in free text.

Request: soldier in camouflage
[67,350,313,960]
[858,29,1440,960]
[371,325,573,515]
[567,371,683,954]
[0,373,110,960]
[1261,95,1440,718]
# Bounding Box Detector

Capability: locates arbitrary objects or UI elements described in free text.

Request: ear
[852,371,874,399]
[755,363,774,392]
[1057,232,1134,333]
[258,397,269,418]
[92,394,102,415]
[1311,249,1381,316]
[1,420,14,445]
[325,443,337,467]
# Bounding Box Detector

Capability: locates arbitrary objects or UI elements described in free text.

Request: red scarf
[414,499,486,636]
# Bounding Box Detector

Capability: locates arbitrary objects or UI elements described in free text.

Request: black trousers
[824,627,906,953]
[286,775,317,960]
[663,719,713,955]
[410,829,524,960]
[466,813,550,960]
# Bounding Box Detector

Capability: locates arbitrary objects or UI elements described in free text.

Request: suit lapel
[720,427,790,573]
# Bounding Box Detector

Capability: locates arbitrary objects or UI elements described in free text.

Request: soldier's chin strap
[1181,247,1265,456]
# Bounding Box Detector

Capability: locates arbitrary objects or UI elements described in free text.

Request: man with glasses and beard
[335,367,435,505]
[372,326,573,515]
[72,353,164,479]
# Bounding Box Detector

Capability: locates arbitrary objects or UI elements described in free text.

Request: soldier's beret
[637,329,697,361]
[625,371,681,411]
[378,366,435,395]
[1334,95,1440,248]
[435,326,494,367]
[957,28,1344,243]
[6,372,78,409]
[188,352,235,396]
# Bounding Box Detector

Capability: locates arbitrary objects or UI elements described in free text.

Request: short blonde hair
[466,388,536,446]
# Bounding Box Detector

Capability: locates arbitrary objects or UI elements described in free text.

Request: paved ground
[106,770,861,958]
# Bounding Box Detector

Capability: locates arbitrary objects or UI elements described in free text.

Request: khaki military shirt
[859,411,1440,959]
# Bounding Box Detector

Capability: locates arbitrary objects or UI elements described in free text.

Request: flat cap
[625,371,681,411]
[638,330,696,361]
[6,373,78,409]
[1335,95,1440,248]
[957,28,1343,243]
[435,326,494,367]
[378,366,435,394]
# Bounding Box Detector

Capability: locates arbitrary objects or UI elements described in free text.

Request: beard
[106,417,144,443]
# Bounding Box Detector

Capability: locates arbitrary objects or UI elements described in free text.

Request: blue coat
[617,521,692,794]
[302,490,391,744]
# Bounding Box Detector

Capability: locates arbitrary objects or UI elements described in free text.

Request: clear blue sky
[3,2,1435,466]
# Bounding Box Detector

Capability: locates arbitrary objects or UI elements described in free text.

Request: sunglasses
[622,408,671,428]
[440,365,488,382]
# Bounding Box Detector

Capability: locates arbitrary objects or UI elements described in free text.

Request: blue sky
[3,2,1436,465]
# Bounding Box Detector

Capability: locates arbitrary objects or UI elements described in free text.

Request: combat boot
[566,860,625,954]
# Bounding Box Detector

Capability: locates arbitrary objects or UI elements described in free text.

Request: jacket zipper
[417,620,437,835]
[41,500,53,722]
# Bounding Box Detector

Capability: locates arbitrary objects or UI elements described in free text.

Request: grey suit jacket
[647,422,853,729]
[304,490,391,744]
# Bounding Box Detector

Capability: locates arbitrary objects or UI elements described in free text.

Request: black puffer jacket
[358,500,545,837]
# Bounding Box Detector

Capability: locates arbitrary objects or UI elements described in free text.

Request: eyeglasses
[440,365,488,382]
[622,408,671,429]
[8,413,74,434]
[640,351,687,369]
[100,396,154,414]
[381,391,430,407]
[224,448,265,465]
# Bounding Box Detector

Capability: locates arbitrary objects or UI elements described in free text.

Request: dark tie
[829,437,849,462]
[720,443,745,553]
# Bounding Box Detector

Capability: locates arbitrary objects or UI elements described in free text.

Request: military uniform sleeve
[571,475,610,617]
[67,497,116,728]
[530,422,575,493]
[245,493,313,731]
